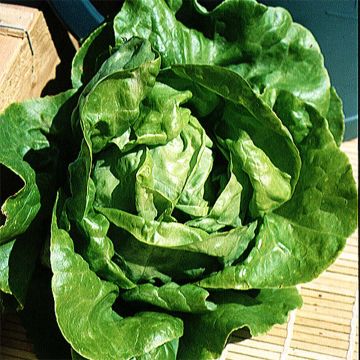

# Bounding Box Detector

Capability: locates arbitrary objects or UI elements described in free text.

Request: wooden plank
[292,323,350,341]
[300,287,356,304]
[0,337,34,353]
[302,281,356,297]
[330,257,358,269]
[327,264,358,276]
[226,352,265,360]
[301,294,354,311]
[0,346,37,360]
[247,335,286,347]
[292,329,349,350]
[300,303,354,320]
[316,270,358,284]
[347,236,359,247]
[289,340,347,358]
[354,319,358,360]
[226,343,281,360]
[294,315,351,334]
[0,329,29,342]
[0,354,24,360]
[228,338,284,353]
[296,309,352,326]
[343,241,359,250]
[0,3,60,112]
[338,251,358,262]
[287,348,343,360]
[309,272,358,288]
[286,356,311,360]
[0,320,27,334]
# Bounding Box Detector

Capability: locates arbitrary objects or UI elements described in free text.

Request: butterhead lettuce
[0,1,357,359]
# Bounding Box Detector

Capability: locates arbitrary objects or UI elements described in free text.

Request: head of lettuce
[0,1,357,359]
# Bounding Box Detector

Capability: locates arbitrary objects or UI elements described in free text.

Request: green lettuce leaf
[121,282,216,313]
[169,64,301,216]
[0,90,75,243]
[71,23,115,89]
[0,228,42,307]
[51,199,183,360]
[114,0,331,116]
[99,206,256,262]
[178,288,302,359]
[199,102,357,289]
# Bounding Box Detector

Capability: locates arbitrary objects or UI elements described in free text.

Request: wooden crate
[0,3,60,112]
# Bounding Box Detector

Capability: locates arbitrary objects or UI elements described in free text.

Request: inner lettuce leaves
[0,1,357,359]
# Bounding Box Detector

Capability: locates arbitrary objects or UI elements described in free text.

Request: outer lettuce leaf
[199,102,357,289]
[73,342,179,360]
[51,200,183,360]
[113,0,331,117]
[0,229,42,307]
[178,288,302,359]
[66,150,136,289]
[114,0,230,66]
[0,90,76,306]
[71,181,135,289]
[71,23,115,89]
[272,87,344,147]
[325,87,345,146]
[0,90,75,243]
[0,241,15,294]
[136,339,179,360]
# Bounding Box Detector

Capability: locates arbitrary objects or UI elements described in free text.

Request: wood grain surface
[0,3,60,112]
